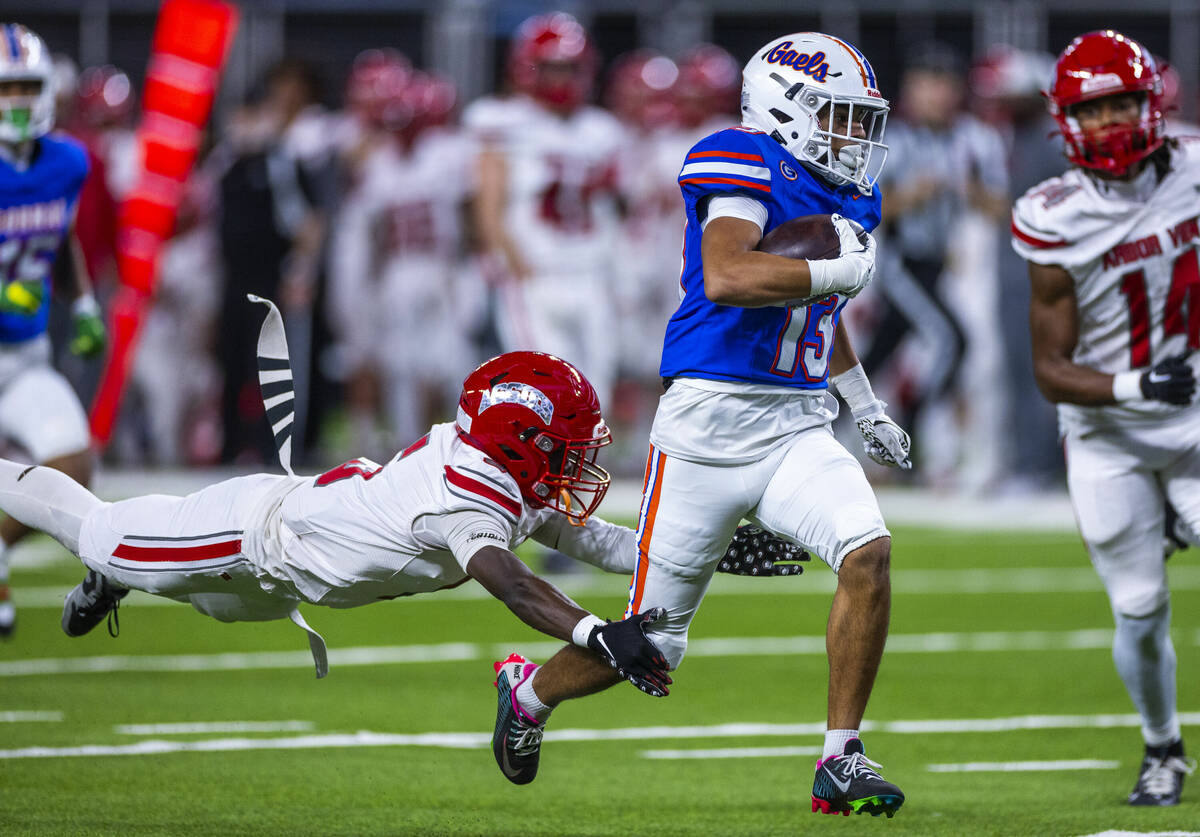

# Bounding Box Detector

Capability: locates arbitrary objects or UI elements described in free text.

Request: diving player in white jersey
[329,70,471,458]
[1013,30,1200,807]
[488,33,911,818]
[0,23,106,638]
[0,348,798,689]
[464,13,625,410]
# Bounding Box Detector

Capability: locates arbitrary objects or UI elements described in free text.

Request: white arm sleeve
[413,509,514,573]
[531,515,637,574]
[702,194,769,233]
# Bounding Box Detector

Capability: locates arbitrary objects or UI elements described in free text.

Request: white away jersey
[462,94,625,275]
[253,422,560,607]
[1012,138,1200,433]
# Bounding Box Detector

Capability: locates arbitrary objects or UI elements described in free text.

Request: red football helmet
[345,49,413,129]
[674,44,741,129]
[457,351,611,521]
[605,50,679,131]
[406,71,457,136]
[508,12,597,113]
[75,65,135,129]
[1046,30,1165,176]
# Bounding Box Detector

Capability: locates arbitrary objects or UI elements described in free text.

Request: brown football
[755,214,842,260]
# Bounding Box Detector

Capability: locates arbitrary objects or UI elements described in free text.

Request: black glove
[718,525,811,576]
[1140,354,1196,405]
[587,607,672,697]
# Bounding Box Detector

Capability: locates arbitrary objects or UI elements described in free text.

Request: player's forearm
[1033,356,1120,406]
[538,515,637,574]
[829,321,860,377]
[498,574,591,642]
[703,250,815,307]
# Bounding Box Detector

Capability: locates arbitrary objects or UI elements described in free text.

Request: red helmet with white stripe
[345,48,413,129]
[605,49,678,131]
[508,13,596,113]
[675,44,741,129]
[1046,30,1165,176]
[456,351,611,521]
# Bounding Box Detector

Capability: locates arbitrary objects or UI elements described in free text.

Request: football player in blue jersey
[0,23,106,638]
[490,33,911,817]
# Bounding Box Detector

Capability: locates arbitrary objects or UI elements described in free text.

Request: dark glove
[587,607,672,697]
[718,524,811,576]
[1140,354,1195,405]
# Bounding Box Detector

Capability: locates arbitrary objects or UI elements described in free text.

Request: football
[755,214,843,261]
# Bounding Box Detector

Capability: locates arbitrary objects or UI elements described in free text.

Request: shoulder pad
[1011,174,1089,264]
[678,128,772,199]
[442,443,524,525]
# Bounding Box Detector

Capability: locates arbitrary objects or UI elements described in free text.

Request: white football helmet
[741,32,888,194]
[0,24,55,144]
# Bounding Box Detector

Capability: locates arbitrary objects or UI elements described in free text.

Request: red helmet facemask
[508,13,596,114]
[1046,30,1165,177]
[456,351,611,523]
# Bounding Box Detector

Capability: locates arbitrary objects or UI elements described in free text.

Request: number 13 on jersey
[769,295,842,380]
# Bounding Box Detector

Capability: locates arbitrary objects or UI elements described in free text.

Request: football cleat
[492,653,545,785]
[61,570,128,638]
[1128,740,1196,806]
[812,739,905,817]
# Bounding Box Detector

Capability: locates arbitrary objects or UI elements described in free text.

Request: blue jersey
[659,127,881,389]
[0,134,89,343]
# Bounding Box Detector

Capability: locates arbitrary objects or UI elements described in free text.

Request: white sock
[0,460,103,555]
[823,729,859,760]
[515,668,552,722]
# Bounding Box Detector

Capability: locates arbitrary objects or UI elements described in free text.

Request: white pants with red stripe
[1064,411,1200,617]
[625,425,889,670]
[77,473,299,622]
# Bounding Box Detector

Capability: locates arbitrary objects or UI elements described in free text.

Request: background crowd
[19,2,1200,494]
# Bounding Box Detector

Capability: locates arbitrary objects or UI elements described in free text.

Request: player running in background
[0,23,106,638]
[464,13,624,411]
[329,66,473,459]
[1013,30,1200,806]
[490,33,910,818]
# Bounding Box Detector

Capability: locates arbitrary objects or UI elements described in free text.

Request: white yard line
[4,712,1200,760]
[641,746,822,760]
[927,759,1119,772]
[1075,832,1200,837]
[114,721,314,735]
[6,628,1193,678]
[0,711,62,723]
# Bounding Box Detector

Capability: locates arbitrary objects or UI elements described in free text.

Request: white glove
[855,401,912,470]
[806,214,877,298]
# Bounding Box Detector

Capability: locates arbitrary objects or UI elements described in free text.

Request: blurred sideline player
[0,23,106,637]
[0,349,793,684]
[491,33,911,818]
[465,13,624,410]
[329,61,472,459]
[1013,30,1200,805]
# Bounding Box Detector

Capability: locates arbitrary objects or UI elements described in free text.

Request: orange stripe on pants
[627,447,666,617]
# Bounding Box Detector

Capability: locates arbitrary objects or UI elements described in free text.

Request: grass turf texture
[1,526,1198,836]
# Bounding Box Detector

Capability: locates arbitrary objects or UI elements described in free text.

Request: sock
[1113,604,1180,748]
[515,668,552,722]
[823,729,859,760]
[0,460,103,556]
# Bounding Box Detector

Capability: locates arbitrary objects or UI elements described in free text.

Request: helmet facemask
[1060,92,1163,176]
[526,424,611,524]
[0,76,53,144]
[743,72,888,195]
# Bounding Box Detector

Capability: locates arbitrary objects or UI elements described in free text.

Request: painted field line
[0,711,62,723]
[6,712,1200,761]
[1076,831,1200,837]
[7,626,1193,678]
[927,759,1119,773]
[641,746,821,760]
[114,721,314,735]
[17,564,1200,610]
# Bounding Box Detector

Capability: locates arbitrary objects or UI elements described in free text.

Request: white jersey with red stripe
[328,129,473,377]
[251,422,559,607]
[462,94,625,275]
[1012,137,1200,434]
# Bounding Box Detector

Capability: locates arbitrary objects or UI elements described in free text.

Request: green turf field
[1,525,1198,836]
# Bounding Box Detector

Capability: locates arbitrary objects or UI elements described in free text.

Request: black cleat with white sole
[62,570,129,638]
[1128,739,1196,806]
